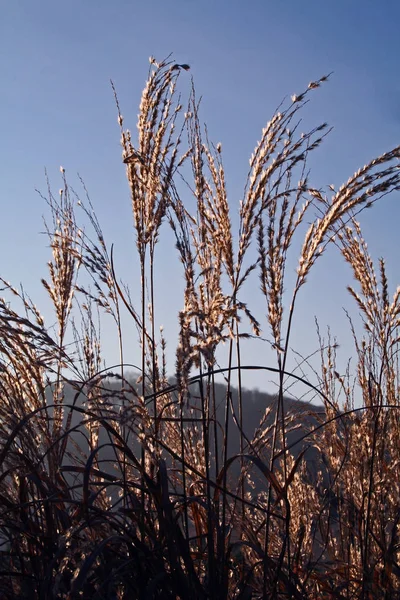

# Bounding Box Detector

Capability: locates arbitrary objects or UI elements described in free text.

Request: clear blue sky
[1,0,400,398]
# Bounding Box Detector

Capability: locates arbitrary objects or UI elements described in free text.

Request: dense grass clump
[1,56,400,598]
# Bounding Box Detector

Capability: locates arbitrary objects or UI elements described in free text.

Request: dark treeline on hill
[57,373,325,496]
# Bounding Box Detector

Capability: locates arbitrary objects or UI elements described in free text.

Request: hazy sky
[1,0,400,398]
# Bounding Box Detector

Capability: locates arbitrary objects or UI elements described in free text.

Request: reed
[0,55,400,598]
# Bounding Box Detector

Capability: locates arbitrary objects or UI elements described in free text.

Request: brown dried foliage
[0,57,400,598]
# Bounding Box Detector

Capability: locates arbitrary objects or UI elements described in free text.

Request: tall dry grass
[1,55,400,598]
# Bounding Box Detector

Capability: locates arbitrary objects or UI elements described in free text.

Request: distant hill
[55,374,326,495]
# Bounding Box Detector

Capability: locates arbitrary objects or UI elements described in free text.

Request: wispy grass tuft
[1,56,400,598]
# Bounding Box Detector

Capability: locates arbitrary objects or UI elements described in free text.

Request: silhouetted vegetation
[1,56,400,598]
